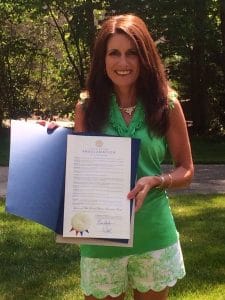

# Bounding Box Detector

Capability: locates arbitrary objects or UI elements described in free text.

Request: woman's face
[105,33,140,91]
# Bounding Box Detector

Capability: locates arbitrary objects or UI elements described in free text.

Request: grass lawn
[1,194,225,299]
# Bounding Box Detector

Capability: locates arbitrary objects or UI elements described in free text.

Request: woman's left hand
[127,176,158,212]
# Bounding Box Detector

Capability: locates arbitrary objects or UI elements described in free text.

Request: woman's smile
[115,70,132,76]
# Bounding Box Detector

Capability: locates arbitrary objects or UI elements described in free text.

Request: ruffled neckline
[108,94,145,137]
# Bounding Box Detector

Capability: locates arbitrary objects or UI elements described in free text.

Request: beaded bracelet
[167,173,173,188]
[156,174,173,189]
[156,175,165,189]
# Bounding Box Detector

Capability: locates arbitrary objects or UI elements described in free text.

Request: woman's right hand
[127,176,159,212]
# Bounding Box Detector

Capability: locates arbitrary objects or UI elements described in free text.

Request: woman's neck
[114,86,137,108]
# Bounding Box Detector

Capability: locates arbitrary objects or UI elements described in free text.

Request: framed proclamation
[57,135,139,247]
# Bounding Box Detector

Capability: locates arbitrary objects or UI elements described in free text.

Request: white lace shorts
[80,241,186,299]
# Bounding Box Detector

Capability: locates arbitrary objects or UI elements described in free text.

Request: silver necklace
[119,105,136,116]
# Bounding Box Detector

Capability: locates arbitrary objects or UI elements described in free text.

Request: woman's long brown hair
[84,14,169,136]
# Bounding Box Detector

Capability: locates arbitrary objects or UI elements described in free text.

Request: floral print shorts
[80,241,186,299]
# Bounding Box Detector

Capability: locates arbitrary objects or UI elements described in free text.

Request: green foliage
[0,0,224,134]
[163,135,225,164]
[0,0,110,123]
[0,3,41,121]
[190,136,225,163]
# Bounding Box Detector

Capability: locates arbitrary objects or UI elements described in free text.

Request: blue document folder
[6,120,140,245]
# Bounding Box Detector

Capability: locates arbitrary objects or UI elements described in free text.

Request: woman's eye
[108,50,120,56]
[127,50,138,56]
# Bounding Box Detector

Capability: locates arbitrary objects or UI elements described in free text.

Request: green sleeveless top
[80,94,178,258]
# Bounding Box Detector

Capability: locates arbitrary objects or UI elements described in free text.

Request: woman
[75,14,194,300]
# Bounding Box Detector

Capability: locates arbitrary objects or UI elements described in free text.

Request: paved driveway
[1,165,225,198]
[0,167,8,198]
[162,164,225,194]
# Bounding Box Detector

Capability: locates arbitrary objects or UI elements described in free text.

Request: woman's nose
[118,54,128,66]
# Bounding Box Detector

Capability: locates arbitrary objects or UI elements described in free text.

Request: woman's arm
[74,101,86,132]
[128,97,194,212]
[164,98,194,188]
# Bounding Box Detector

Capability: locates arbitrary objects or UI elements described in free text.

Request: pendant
[119,105,136,116]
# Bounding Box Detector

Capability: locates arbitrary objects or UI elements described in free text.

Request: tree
[0,0,83,124]
[218,0,225,130]
[220,0,225,85]
[0,1,42,125]
[42,0,106,88]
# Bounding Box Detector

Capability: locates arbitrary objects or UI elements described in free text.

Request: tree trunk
[86,0,96,57]
[190,47,208,135]
[190,3,209,135]
[220,0,225,90]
